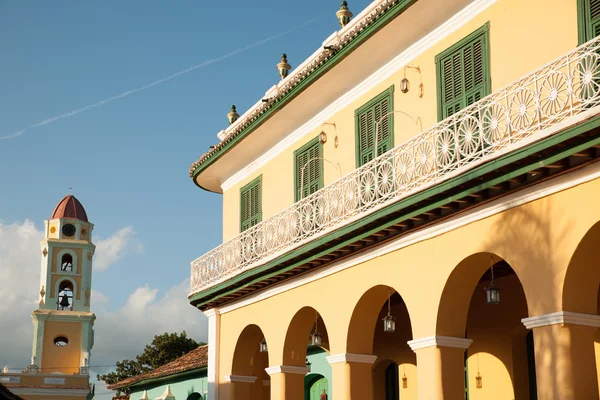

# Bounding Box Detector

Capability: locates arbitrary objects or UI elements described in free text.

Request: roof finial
[336,1,353,27]
[227,105,240,125]
[277,54,291,80]
[68,185,72,195]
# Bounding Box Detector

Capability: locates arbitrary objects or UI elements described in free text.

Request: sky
[0,0,375,398]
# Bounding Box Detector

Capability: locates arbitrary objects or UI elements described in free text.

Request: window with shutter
[578,0,600,44]
[294,137,323,202]
[355,86,395,168]
[436,23,490,121]
[240,176,262,232]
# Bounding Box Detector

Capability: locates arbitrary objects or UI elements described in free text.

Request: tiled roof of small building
[107,345,208,390]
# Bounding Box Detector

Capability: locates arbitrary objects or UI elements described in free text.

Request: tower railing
[190,35,600,296]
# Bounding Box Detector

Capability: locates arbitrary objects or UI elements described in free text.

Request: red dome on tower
[51,195,88,222]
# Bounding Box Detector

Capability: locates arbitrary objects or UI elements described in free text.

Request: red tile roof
[107,345,208,390]
[51,195,89,222]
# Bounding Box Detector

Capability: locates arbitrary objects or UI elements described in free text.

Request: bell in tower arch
[59,293,70,309]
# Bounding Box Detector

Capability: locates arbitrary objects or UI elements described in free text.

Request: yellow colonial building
[188,0,600,399]
[1,195,96,400]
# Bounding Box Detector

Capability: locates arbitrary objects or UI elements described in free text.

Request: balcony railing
[191,36,600,295]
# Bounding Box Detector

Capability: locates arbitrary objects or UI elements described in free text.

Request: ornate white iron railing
[191,36,600,295]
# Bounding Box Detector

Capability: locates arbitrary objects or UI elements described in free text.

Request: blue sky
[0,0,372,396]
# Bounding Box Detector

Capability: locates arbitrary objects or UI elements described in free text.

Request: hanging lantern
[400,77,410,94]
[311,312,322,346]
[227,105,240,125]
[336,1,353,27]
[259,337,268,353]
[476,372,483,389]
[382,288,396,332]
[277,54,291,80]
[402,374,408,388]
[485,256,500,305]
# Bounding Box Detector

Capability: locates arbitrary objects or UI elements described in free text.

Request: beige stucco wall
[220,0,579,241]
[217,172,600,398]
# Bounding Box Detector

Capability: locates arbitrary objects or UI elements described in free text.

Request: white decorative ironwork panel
[190,36,600,296]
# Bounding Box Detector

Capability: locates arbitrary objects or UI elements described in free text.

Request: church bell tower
[32,194,96,376]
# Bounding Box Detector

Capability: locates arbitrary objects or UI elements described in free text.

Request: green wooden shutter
[355,86,394,167]
[240,176,262,232]
[437,23,490,121]
[579,0,600,43]
[294,137,323,202]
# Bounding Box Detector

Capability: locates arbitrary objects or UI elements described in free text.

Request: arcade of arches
[212,171,600,400]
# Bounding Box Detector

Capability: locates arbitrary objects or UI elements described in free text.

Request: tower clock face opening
[54,336,68,347]
[62,224,76,237]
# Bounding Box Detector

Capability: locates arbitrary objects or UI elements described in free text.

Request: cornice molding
[407,336,473,351]
[522,311,600,329]
[203,308,221,318]
[224,375,257,383]
[265,365,309,375]
[220,0,498,191]
[326,353,377,365]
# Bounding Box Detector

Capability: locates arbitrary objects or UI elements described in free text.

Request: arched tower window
[61,254,73,272]
[57,281,74,311]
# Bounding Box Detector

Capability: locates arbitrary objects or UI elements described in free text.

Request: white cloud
[94,226,142,272]
[0,220,208,400]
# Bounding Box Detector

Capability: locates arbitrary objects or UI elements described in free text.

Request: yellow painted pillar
[224,375,257,400]
[266,366,307,400]
[523,311,600,400]
[327,353,377,399]
[408,336,473,400]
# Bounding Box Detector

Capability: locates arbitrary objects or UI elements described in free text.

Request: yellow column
[523,311,600,400]
[327,353,377,400]
[266,366,308,400]
[408,336,473,400]
[224,375,257,400]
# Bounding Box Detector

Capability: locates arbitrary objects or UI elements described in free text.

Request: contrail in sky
[1,17,319,140]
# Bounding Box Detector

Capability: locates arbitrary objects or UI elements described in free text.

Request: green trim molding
[435,22,491,121]
[294,136,324,202]
[190,114,600,308]
[190,0,418,191]
[354,85,395,168]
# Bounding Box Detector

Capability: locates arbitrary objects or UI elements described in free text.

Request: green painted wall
[128,372,208,400]
[305,348,332,399]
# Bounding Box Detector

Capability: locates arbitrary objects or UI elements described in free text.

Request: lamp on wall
[400,65,424,98]
[259,337,268,353]
[382,288,396,333]
[485,256,500,305]
[311,312,322,347]
[319,122,336,145]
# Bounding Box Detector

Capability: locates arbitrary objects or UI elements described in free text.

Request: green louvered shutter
[356,88,393,167]
[240,177,261,232]
[581,0,600,42]
[438,32,489,120]
[295,138,323,201]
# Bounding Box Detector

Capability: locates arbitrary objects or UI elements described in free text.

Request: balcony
[190,36,600,298]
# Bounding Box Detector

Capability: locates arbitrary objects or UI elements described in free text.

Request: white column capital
[407,335,473,351]
[224,375,257,383]
[522,311,600,329]
[326,353,377,365]
[265,365,309,375]
[203,308,221,318]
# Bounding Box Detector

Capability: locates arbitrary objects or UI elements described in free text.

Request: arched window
[61,254,73,272]
[57,281,74,311]
[186,393,202,400]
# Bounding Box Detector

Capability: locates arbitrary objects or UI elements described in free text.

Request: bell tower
[32,194,96,375]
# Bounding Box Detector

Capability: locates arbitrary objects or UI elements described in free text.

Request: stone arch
[436,251,532,399]
[56,277,77,310]
[230,324,270,400]
[56,249,77,273]
[563,220,600,314]
[436,252,529,337]
[282,306,330,367]
[347,285,413,354]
